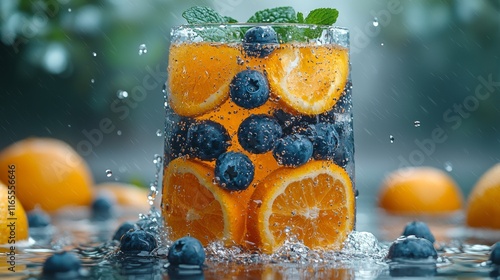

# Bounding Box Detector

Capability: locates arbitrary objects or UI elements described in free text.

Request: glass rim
[172,23,348,32]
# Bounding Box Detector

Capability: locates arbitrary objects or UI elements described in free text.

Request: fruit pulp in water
[162,33,354,253]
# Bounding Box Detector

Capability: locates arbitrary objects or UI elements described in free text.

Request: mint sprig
[181,6,339,42]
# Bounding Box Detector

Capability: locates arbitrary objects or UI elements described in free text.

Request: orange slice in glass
[162,158,252,246]
[266,44,349,115]
[246,160,355,253]
[168,42,242,117]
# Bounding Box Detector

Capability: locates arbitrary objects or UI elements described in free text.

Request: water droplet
[372,17,379,27]
[138,44,147,55]
[90,78,95,84]
[236,56,244,65]
[68,8,72,12]
[116,130,122,136]
[414,120,421,127]
[153,154,163,165]
[444,161,453,172]
[105,169,113,177]
[380,42,384,46]
[92,52,97,57]
[389,135,395,143]
[117,90,128,99]
[155,129,162,137]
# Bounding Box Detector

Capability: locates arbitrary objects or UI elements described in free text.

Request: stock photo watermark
[398,74,500,168]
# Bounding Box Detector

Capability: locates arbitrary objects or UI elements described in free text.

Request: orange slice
[466,163,500,229]
[378,167,463,215]
[162,158,252,246]
[167,42,242,117]
[246,160,355,253]
[266,44,349,115]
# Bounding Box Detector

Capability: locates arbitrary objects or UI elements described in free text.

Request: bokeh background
[1,0,500,232]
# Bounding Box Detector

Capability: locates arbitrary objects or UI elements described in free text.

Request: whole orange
[0,181,29,244]
[0,138,94,212]
[96,182,150,210]
[378,167,464,214]
[466,164,500,229]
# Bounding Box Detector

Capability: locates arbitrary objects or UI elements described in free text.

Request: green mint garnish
[305,8,339,25]
[247,6,297,23]
[180,6,339,42]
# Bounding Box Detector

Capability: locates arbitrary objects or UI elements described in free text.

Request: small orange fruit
[466,163,500,229]
[0,138,94,212]
[96,182,150,210]
[0,181,29,244]
[378,167,463,214]
[168,42,243,117]
[246,160,355,253]
[266,44,349,115]
[162,158,252,246]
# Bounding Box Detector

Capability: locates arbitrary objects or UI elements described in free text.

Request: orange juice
[162,24,354,253]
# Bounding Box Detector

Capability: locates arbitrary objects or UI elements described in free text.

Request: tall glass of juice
[162,23,354,253]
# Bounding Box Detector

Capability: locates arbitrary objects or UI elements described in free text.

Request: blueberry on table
[187,120,231,161]
[230,70,270,109]
[215,152,255,191]
[238,114,282,154]
[273,134,313,167]
[168,236,205,266]
[112,221,136,241]
[243,26,279,58]
[27,209,51,228]
[91,195,115,221]
[490,242,500,265]
[386,235,438,260]
[42,251,81,277]
[402,221,436,244]
[119,229,157,254]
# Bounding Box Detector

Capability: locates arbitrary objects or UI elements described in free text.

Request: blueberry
[27,209,51,228]
[113,221,136,241]
[386,236,438,260]
[238,114,282,154]
[215,152,254,191]
[306,123,340,160]
[168,236,205,266]
[119,229,157,254]
[187,120,231,161]
[273,134,313,167]
[332,122,354,167]
[243,26,278,58]
[91,195,115,221]
[42,251,81,277]
[273,109,316,135]
[230,70,270,109]
[402,221,436,244]
[166,113,194,161]
[490,242,500,265]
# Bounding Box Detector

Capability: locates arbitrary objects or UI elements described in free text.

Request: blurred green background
[1,0,500,216]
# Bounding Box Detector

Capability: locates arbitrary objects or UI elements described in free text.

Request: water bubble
[92,52,97,57]
[138,44,147,55]
[444,161,453,172]
[117,90,128,99]
[155,129,163,137]
[105,169,113,177]
[90,78,95,84]
[153,154,163,165]
[372,17,379,27]
[116,130,122,136]
[414,120,421,127]
[68,8,72,12]
[389,135,395,143]
[380,42,384,46]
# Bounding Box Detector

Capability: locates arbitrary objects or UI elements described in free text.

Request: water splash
[117,90,128,99]
[105,169,113,177]
[139,44,148,55]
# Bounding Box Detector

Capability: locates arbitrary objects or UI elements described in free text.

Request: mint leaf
[224,16,238,23]
[297,12,305,23]
[182,6,227,24]
[248,7,297,23]
[305,8,339,25]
